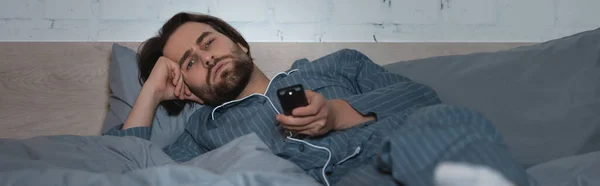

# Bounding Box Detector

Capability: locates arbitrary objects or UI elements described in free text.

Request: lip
[211,61,230,82]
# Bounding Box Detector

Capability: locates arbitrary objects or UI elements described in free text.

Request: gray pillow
[384,28,600,167]
[103,44,202,148]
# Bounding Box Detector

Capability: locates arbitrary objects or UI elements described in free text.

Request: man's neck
[236,65,270,99]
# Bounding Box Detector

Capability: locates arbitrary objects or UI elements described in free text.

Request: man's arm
[162,130,210,162]
[104,57,186,139]
[327,99,375,130]
[122,86,161,129]
[330,49,441,130]
[103,86,160,140]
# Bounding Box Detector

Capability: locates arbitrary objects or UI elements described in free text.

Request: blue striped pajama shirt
[105,49,529,186]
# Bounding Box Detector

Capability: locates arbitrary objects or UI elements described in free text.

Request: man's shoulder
[317,48,370,62]
[334,48,369,57]
[290,49,371,69]
[188,105,213,120]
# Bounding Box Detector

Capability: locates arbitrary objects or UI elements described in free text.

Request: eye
[187,57,196,70]
[204,39,214,49]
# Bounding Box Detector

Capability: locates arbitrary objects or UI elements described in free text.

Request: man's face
[163,22,254,107]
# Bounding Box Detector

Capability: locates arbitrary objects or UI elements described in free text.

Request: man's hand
[276,90,336,137]
[144,57,200,103]
[276,89,376,137]
[122,57,199,130]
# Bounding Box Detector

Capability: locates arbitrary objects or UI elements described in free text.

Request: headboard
[0,42,532,139]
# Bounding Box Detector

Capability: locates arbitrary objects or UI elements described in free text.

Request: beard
[188,45,254,107]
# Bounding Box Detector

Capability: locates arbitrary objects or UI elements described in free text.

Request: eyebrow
[178,31,213,67]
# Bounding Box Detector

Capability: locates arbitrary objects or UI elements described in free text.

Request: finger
[173,63,183,99]
[185,86,192,96]
[174,75,182,99]
[292,104,319,117]
[304,90,316,104]
[172,68,178,86]
[297,125,328,137]
[282,123,314,131]
[309,91,326,107]
[297,129,318,137]
[293,93,325,116]
[174,78,180,98]
[281,117,321,131]
[173,66,181,86]
[276,114,317,127]
[177,76,185,100]
[185,94,202,103]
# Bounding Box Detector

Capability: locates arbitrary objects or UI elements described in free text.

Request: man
[105,12,529,186]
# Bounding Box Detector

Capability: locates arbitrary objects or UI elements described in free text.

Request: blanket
[0,133,321,186]
[0,132,529,186]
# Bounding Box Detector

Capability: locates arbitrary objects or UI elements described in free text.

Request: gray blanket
[0,133,321,186]
[526,150,600,186]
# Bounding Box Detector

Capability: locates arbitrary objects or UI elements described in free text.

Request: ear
[237,43,249,53]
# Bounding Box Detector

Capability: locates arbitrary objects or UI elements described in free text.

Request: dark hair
[137,12,251,115]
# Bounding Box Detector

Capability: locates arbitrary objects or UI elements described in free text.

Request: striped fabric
[104,49,529,186]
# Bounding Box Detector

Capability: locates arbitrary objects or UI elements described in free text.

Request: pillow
[384,27,600,167]
[103,44,203,148]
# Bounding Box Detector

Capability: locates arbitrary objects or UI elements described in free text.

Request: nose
[197,50,215,67]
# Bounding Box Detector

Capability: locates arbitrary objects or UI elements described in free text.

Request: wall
[0,0,598,42]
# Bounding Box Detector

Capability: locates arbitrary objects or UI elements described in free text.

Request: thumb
[304,90,316,104]
[306,90,325,106]
[185,93,203,104]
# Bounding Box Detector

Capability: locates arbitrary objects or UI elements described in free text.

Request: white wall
[0,0,598,42]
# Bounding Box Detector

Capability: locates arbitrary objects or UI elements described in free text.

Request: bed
[0,27,599,186]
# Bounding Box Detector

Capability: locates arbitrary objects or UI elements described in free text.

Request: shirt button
[325,166,333,176]
[326,169,333,176]
[298,144,305,152]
